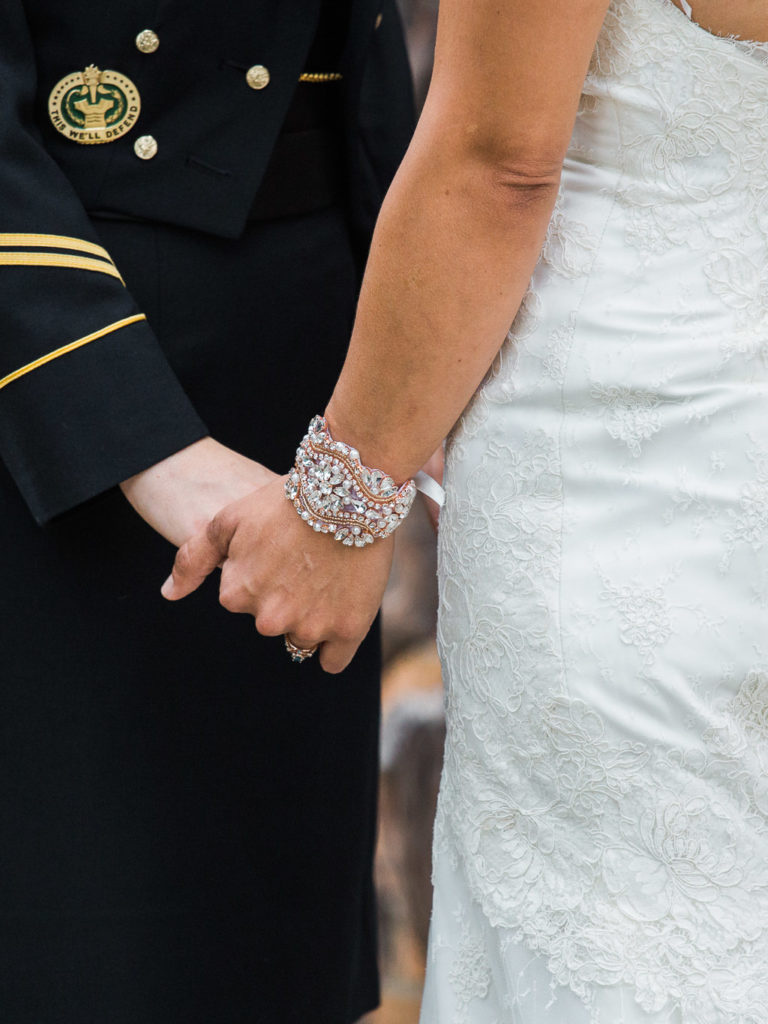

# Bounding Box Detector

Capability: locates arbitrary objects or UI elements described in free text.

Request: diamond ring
[284,635,318,663]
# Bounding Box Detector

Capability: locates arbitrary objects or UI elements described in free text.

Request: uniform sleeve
[0,2,207,524]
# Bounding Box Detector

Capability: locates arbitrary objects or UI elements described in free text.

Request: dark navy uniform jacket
[0,0,414,524]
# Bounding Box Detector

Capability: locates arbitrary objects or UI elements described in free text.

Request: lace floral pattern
[598,570,675,667]
[590,384,664,457]
[425,0,768,1021]
[445,906,493,1024]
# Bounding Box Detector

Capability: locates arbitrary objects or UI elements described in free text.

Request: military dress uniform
[0,2,414,1022]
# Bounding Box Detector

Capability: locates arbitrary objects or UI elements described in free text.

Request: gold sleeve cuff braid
[0,314,146,391]
[0,234,113,261]
[0,251,124,282]
[0,234,123,282]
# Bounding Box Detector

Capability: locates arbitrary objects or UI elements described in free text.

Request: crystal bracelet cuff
[284,415,417,546]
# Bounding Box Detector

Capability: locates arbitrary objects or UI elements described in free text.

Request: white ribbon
[414,470,446,508]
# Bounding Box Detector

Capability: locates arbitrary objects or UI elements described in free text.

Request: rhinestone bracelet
[284,415,417,546]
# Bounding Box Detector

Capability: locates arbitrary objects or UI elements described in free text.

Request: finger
[318,637,360,675]
[283,630,322,652]
[162,518,231,601]
[282,632,324,666]
[218,560,254,615]
[253,608,294,637]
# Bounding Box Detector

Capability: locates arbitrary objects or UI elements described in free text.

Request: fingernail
[161,575,174,599]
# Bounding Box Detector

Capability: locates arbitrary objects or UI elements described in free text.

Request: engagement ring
[284,635,318,663]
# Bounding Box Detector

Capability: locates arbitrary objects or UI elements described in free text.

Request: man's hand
[161,475,395,674]
[120,437,278,547]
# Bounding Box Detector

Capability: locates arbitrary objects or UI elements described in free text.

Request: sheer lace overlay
[422,1,768,1021]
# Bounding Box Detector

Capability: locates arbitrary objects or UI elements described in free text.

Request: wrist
[120,438,278,547]
[323,405,419,485]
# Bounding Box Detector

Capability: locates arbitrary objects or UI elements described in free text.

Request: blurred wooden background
[370,506,444,1024]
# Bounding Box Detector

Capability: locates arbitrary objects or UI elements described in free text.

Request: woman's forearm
[325,0,613,483]
[325,132,561,482]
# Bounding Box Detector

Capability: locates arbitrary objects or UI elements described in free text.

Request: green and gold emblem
[48,65,141,145]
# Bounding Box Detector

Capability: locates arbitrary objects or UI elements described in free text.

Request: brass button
[135,29,160,53]
[134,135,158,160]
[375,12,383,29]
[246,64,270,90]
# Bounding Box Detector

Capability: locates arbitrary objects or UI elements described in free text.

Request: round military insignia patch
[48,65,141,145]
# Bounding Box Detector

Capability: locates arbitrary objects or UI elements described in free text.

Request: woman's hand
[120,437,278,547]
[161,475,395,674]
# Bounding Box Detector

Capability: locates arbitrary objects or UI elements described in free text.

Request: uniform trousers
[0,205,380,1024]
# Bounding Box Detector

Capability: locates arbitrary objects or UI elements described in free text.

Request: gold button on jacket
[135,29,160,53]
[246,64,270,90]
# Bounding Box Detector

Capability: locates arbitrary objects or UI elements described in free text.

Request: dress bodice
[573,0,768,338]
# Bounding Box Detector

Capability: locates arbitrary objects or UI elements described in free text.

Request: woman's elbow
[484,157,563,204]
[416,117,565,198]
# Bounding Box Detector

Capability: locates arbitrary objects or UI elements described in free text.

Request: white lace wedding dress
[421,1,768,1021]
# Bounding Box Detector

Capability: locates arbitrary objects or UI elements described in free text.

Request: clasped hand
[162,475,394,674]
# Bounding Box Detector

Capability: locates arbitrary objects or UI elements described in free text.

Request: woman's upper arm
[419,0,612,174]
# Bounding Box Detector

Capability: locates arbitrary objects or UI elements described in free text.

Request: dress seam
[555,94,626,700]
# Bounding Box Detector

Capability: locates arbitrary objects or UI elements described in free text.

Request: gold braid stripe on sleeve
[0,314,147,391]
[0,233,114,264]
[0,251,124,282]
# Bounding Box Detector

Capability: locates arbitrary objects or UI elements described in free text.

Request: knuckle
[173,544,194,579]
[297,615,324,645]
[218,590,240,614]
[254,611,285,637]
[207,510,232,551]
[336,617,367,644]
[205,512,224,544]
[206,515,223,548]
[219,580,246,614]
